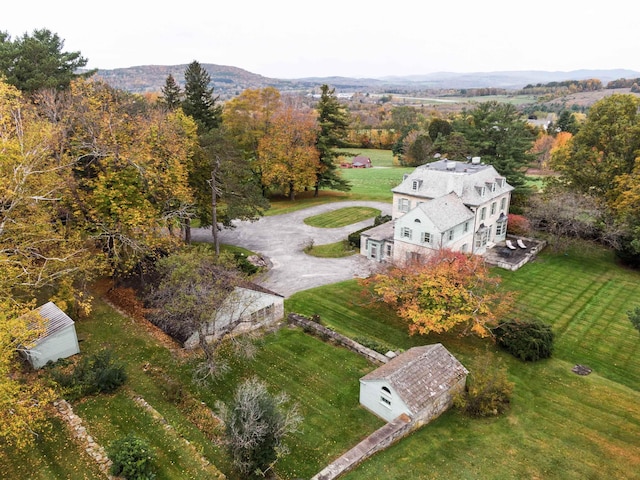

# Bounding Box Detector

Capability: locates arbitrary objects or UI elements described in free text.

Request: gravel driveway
[191,201,392,297]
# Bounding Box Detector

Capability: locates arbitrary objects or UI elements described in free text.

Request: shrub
[374,214,392,226]
[108,434,155,480]
[52,349,127,400]
[353,336,395,355]
[507,214,531,236]
[233,252,260,276]
[627,306,640,333]
[493,319,554,361]
[348,226,372,249]
[454,354,514,417]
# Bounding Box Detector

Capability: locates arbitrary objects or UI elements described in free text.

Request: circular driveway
[190,201,392,297]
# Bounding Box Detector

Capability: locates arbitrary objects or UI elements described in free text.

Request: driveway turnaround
[191,201,392,298]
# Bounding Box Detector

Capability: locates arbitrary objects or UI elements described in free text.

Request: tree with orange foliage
[361,250,513,338]
[257,106,319,200]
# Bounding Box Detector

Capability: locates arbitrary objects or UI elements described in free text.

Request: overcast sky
[4,1,639,79]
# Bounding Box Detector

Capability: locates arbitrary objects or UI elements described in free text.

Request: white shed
[183,283,285,349]
[359,344,468,424]
[22,302,81,369]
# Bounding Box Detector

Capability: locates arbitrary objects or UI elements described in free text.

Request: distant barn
[21,302,81,369]
[351,155,372,168]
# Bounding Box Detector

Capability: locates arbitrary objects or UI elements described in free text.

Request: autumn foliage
[361,250,513,337]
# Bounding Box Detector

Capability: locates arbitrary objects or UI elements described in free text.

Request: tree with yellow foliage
[257,106,320,200]
[361,250,513,338]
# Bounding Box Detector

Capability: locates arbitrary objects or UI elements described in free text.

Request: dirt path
[191,201,392,297]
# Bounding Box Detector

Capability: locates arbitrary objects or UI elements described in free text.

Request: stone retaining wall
[54,399,115,479]
[288,313,389,365]
[311,414,414,480]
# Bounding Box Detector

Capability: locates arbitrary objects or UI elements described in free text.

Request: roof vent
[446,161,456,170]
[471,156,481,165]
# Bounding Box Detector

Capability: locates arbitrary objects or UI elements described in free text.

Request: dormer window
[496,177,505,188]
[412,180,422,191]
[476,186,486,197]
[486,182,496,192]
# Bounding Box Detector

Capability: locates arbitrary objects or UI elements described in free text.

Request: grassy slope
[286,242,640,479]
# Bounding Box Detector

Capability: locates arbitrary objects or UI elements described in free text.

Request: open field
[336,148,397,168]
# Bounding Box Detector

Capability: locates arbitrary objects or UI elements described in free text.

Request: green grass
[192,328,385,479]
[286,242,640,479]
[304,206,380,228]
[305,240,357,258]
[264,149,404,215]
[75,391,224,480]
[0,416,104,479]
[336,148,397,167]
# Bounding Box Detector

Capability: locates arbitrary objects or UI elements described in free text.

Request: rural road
[191,201,392,298]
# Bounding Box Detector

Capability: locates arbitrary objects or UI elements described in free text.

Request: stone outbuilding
[359,344,468,424]
[21,301,81,369]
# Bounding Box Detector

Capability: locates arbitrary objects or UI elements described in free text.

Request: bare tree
[216,377,302,478]
[145,245,258,382]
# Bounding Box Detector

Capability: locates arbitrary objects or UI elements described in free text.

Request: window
[476,186,486,197]
[448,230,454,241]
[385,244,392,257]
[463,221,469,233]
[461,243,468,252]
[421,232,431,243]
[480,207,486,221]
[496,221,506,237]
[491,202,496,215]
[401,227,412,239]
[398,198,410,213]
[411,180,422,191]
[380,386,392,408]
[500,197,506,211]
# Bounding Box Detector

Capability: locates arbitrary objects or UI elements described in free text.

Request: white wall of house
[470,193,511,254]
[359,379,412,423]
[25,325,80,369]
[184,287,284,348]
[393,207,475,263]
[361,237,394,262]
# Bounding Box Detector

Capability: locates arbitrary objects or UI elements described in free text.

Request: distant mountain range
[93,65,640,98]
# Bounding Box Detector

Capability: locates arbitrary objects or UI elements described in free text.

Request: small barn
[359,344,468,424]
[21,302,81,369]
[183,283,285,348]
[351,155,372,168]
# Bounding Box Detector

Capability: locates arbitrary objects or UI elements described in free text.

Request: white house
[359,344,468,424]
[183,283,285,349]
[21,302,81,369]
[361,158,513,264]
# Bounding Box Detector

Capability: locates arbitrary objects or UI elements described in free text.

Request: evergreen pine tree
[314,84,352,196]
[161,74,182,110]
[182,60,222,132]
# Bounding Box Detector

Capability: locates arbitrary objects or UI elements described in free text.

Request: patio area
[484,235,547,271]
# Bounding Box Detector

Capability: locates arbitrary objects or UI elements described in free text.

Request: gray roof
[30,302,75,346]
[392,159,513,207]
[361,344,468,414]
[416,192,474,231]
[360,220,395,242]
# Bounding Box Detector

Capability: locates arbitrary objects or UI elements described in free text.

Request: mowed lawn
[303,206,381,228]
[5,295,383,480]
[285,242,640,479]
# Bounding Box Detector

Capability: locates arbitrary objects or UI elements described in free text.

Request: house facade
[361,158,513,264]
[21,301,81,369]
[359,344,468,424]
[183,284,285,348]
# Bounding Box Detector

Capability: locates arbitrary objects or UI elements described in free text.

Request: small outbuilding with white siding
[21,301,81,369]
[359,343,468,424]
